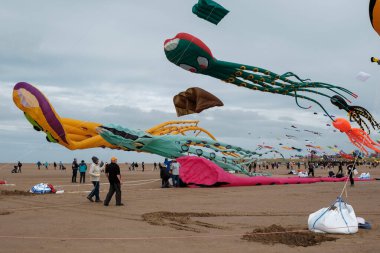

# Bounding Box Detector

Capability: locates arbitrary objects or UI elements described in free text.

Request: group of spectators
[71,159,88,183]
[159,158,180,188]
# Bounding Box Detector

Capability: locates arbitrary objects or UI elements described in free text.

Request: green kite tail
[164,33,358,121]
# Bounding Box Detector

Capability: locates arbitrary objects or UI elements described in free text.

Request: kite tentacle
[288,93,335,121]
[280,72,311,82]
[294,90,312,110]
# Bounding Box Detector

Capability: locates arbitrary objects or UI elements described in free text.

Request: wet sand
[0,163,379,253]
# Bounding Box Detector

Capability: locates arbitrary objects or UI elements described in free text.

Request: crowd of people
[12,156,372,202]
[245,159,370,187]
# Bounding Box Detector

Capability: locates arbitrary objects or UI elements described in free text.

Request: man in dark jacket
[159,162,170,188]
[308,162,315,177]
[104,157,123,206]
[347,163,356,187]
[72,158,79,183]
[17,161,22,173]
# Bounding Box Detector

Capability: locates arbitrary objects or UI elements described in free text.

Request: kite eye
[179,64,197,73]
[134,142,144,149]
[164,38,179,51]
[197,57,209,69]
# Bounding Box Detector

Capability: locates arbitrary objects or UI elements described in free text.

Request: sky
[1,0,380,163]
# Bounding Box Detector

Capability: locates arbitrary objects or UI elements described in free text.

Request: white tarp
[30,183,52,194]
[308,198,358,234]
[358,172,370,179]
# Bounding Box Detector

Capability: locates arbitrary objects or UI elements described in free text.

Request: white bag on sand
[359,172,370,179]
[30,183,52,194]
[308,197,358,234]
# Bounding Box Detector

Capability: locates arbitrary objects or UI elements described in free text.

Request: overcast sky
[1,0,379,163]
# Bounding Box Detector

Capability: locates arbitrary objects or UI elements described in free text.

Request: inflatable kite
[13,82,268,174]
[371,57,380,64]
[281,146,302,152]
[327,146,340,153]
[305,144,323,150]
[333,118,380,156]
[192,0,229,25]
[285,135,297,139]
[339,150,355,160]
[164,33,357,120]
[177,156,370,187]
[285,127,300,132]
[13,82,219,149]
[257,145,273,149]
[331,95,380,133]
[370,0,380,36]
[173,87,223,116]
[304,129,322,136]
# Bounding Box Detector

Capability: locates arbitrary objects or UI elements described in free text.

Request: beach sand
[0,163,379,253]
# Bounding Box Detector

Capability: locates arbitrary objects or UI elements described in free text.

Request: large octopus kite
[13,82,273,174]
[330,95,380,134]
[164,33,357,121]
[333,118,380,156]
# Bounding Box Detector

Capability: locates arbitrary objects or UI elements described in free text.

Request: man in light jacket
[87,156,103,202]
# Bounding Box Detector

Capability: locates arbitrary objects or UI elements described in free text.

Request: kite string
[338,145,361,200]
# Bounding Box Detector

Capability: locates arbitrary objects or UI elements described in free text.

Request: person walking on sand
[44,161,49,169]
[153,162,157,171]
[53,161,57,170]
[72,158,79,183]
[79,160,87,184]
[347,163,356,187]
[104,157,123,206]
[59,161,63,170]
[87,156,103,202]
[141,162,145,172]
[17,161,22,173]
[37,161,42,170]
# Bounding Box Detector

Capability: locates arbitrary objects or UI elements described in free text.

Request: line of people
[36,161,66,170]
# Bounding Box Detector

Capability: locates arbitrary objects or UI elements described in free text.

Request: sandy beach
[0,163,379,253]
